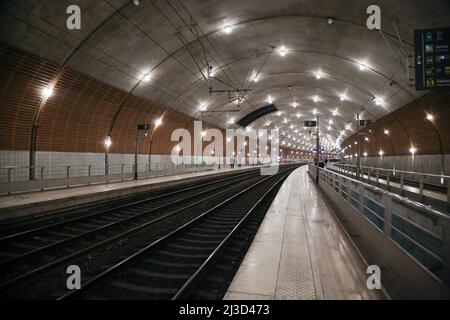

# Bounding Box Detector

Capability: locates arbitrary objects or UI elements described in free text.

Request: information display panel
[415,27,450,90]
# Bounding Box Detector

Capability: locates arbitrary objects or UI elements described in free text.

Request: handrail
[333,163,450,179]
[311,164,449,221]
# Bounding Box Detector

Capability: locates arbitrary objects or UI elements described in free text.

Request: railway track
[0,167,268,297]
[58,166,297,300]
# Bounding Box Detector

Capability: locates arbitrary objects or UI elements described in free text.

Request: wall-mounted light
[410,146,417,155]
[384,129,390,135]
[104,136,112,149]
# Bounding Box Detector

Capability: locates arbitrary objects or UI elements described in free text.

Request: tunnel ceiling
[1,0,449,151]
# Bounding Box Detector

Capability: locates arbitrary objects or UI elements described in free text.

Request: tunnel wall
[0,45,222,162]
[342,90,450,174]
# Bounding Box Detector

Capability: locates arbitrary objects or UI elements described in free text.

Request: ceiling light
[426,114,434,121]
[340,94,347,101]
[154,117,163,127]
[277,46,288,57]
[379,150,384,157]
[296,113,301,118]
[42,86,53,98]
[363,152,368,157]
[223,25,233,34]
[267,95,274,104]
[410,147,417,154]
[365,137,369,142]
[374,98,383,106]
[384,129,390,135]
[313,95,319,103]
[132,0,140,6]
[292,102,299,108]
[315,71,323,79]
[142,74,151,82]
[358,62,368,71]
[327,17,334,25]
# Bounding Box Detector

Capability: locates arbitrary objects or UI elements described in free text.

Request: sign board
[415,27,450,90]
[359,119,372,127]
[304,121,317,128]
[137,124,151,131]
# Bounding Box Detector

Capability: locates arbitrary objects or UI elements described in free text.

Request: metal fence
[0,162,216,195]
[329,163,450,202]
[309,164,450,297]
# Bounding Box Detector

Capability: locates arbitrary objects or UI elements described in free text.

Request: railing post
[7,167,12,196]
[382,194,393,237]
[88,165,92,185]
[400,172,405,194]
[447,178,450,203]
[376,170,379,185]
[419,175,424,197]
[40,167,45,191]
[66,166,71,188]
[386,171,390,189]
[359,183,365,214]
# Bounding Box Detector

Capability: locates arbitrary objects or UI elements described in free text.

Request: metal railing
[0,162,217,195]
[330,163,450,202]
[308,164,450,298]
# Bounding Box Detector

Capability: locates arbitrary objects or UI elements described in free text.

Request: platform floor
[0,165,258,217]
[224,166,386,300]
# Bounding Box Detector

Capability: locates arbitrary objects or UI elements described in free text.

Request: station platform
[224,166,386,300]
[0,165,261,222]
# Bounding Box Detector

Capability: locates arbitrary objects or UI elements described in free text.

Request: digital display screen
[415,27,450,90]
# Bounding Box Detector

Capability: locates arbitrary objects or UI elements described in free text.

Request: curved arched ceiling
[1,0,449,152]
